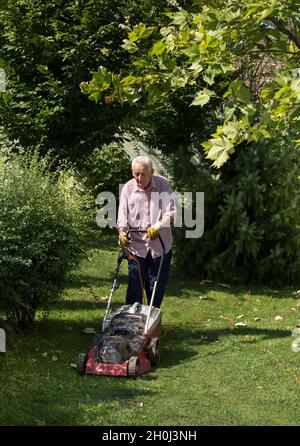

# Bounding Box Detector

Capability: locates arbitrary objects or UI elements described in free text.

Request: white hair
[131,156,153,171]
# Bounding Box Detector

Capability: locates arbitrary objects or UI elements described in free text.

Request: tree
[0,0,171,165]
[81,0,300,168]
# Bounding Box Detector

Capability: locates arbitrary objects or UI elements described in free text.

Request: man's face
[132,162,153,190]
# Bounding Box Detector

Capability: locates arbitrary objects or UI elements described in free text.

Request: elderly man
[117,156,175,308]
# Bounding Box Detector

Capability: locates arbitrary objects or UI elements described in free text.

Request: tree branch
[268,16,300,50]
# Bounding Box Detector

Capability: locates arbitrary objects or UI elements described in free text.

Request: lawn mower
[76,229,165,377]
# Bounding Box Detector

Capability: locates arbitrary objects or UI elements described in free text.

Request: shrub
[173,139,300,285]
[0,150,89,329]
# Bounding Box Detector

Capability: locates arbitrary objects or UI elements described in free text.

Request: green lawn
[0,233,300,426]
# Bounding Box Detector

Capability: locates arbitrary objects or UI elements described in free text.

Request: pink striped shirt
[117,175,176,258]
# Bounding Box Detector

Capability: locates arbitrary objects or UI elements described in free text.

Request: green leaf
[147,84,162,104]
[260,87,274,100]
[171,75,188,89]
[211,150,230,168]
[182,42,200,59]
[190,88,216,107]
[165,11,189,29]
[274,85,291,99]
[256,8,274,23]
[160,54,177,71]
[36,65,49,74]
[203,137,232,168]
[128,24,147,42]
[230,80,251,104]
[119,75,139,87]
[92,67,112,92]
[150,40,166,57]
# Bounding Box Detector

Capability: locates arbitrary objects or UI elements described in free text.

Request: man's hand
[118,232,131,248]
[147,222,162,240]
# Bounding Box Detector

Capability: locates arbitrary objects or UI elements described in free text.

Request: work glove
[147,222,162,240]
[118,232,131,249]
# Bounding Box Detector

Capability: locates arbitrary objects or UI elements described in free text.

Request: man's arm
[117,184,128,231]
[159,181,176,227]
[147,180,176,239]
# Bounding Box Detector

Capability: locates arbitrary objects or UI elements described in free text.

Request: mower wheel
[77,353,88,375]
[128,356,139,377]
[149,337,161,367]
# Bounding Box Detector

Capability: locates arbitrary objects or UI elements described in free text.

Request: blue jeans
[126,250,172,308]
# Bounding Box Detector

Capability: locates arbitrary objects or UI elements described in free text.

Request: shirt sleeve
[162,181,176,226]
[117,184,129,230]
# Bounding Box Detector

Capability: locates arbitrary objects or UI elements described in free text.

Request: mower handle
[125,228,166,334]
[125,228,165,254]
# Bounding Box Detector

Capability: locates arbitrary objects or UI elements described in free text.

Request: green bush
[0,150,89,329]
[81,142,131,199]
[173,139,300,285]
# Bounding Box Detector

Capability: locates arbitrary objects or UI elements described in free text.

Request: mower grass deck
[77,303,162,377]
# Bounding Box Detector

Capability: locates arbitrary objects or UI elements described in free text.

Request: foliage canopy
[81,0,300,168]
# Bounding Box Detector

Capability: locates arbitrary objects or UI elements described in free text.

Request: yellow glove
[118,232,131,248]
[147,222,162,240]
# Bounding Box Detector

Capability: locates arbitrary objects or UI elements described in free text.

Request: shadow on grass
[157,324,292,370]
[0,324,157,425]
[1,314,294,425]
[32,316,292,374]
[54,299,107,312]
[162,324,291,342]
[167,273,297,301]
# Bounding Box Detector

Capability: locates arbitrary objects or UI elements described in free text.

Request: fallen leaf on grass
[200,280,213,285]
[254,317,261,322]
[100,296,109,302]
[275,315,283,321]
[198,295,208,300]
[42,352,48,357]
[219,315,235,330]
[296,302,300,307]
[81,327,96,334]
[70,363,77,369]
[234,322,247,327]
[137,402,144,408]
[236,314,245,319]
[52,356,58,362]
[290,308,296,311]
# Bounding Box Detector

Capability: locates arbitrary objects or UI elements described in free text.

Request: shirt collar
[133,175,158,192]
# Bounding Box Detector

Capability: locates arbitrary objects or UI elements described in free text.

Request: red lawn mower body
[78,303,162,377]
